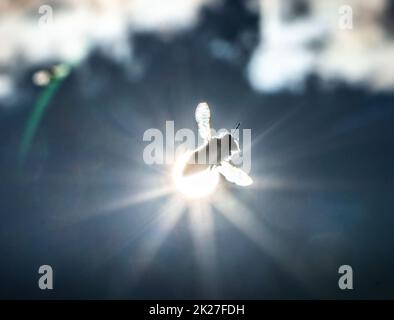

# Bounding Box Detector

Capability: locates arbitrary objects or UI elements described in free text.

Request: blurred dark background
[0,0,393,299]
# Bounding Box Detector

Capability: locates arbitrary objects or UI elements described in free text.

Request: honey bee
[182,102,253,186]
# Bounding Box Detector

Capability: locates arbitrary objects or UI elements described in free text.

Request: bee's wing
[217,161,253,186]
[195,102,211,141]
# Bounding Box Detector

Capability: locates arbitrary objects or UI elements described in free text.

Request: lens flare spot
[172,153,219,199]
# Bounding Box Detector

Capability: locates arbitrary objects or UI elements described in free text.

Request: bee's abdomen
[182,162,210,176]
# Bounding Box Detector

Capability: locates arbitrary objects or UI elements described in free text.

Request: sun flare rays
[100,151,312,296]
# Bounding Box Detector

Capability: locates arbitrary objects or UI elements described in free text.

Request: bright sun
[172,152,220,199]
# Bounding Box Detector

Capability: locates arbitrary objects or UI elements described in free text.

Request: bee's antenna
[235,122,240,130]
